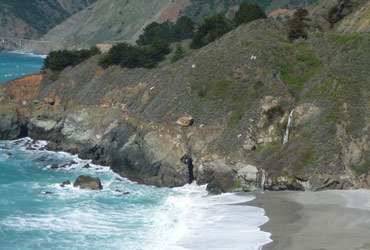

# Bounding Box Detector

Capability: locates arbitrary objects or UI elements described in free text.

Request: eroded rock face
[0,106,25,140]
[73,175,103,190]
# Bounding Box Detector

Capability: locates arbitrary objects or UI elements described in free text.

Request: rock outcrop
[74,175,103,190]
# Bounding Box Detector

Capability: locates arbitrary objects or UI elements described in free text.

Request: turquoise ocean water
[0,52,45,83]
[0,53,271,250]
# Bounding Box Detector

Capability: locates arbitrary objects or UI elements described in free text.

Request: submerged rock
[60,180,71,187]
[50,164,59,169]
[73,175,103,190]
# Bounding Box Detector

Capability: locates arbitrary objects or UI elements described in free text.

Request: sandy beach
[246,190,370,250]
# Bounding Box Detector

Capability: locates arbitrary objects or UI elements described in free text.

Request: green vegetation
[98,40,171,69]
[43,47,100,72]
[190,13,232,49]
[253,138,314,175]
[327,0,352,28]
[353,161,370,175]
[287,8,310,41]
[234,2,267,26]
[171,44,186,63]
[278,50,322,97]
[172,16,196,42]
[137,16,194,46]
[191,78,258,126]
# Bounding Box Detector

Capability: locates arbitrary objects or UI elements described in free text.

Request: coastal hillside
[1,0,369,194]
[0,0,96,40]
[26,0,319,53]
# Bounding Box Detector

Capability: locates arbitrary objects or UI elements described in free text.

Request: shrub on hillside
[43,46,100,72]
[190,13,232,49]
[287,8,310,41]
[98,40,171,69]
[172,16,195,42]
[137,16,195,46]
[137,22,172,46]
[171,43,186,63]
[234,2,267,26]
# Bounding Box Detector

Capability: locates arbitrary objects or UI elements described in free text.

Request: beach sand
[246,190,370,250]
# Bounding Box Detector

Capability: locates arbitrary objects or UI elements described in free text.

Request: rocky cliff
[1,9,369,193]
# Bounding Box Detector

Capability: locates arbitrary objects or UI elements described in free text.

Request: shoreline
[247,190,370,250]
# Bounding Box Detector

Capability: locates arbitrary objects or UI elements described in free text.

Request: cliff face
[1,15,369,193]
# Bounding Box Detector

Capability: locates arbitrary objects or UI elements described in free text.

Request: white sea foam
[160,184,272,250]
[1,138,272,250]
[9,51,47,58]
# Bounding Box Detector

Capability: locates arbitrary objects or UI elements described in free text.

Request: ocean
[0,53,271,250]
[0,52,45,83]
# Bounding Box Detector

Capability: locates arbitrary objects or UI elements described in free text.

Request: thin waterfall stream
[283,109,294,145]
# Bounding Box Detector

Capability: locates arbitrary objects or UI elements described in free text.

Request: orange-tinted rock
[6,74,42,100]
[268,8,288,18]
[159,3,181,22]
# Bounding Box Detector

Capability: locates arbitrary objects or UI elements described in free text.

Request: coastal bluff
[0,19,369,193]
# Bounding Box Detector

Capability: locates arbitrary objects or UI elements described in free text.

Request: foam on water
[0,138,271,249]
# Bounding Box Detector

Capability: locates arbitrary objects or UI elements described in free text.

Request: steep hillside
[1,2,369,194]
[0,0,96,39]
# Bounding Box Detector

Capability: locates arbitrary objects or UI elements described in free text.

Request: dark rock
[115,178,123,181]
[50,164,59,169]
[69,160,78,165]
[60,180,71,187]
[115,189,121,192]
[6,152,12,156]
[73,175,103,190]
[42,191,53,195]
[123,192,130,195]
[37,156,48,162]
[83,164,91,169]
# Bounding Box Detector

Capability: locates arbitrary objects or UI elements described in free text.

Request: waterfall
[261,171,265,193]
[283,109,294,145]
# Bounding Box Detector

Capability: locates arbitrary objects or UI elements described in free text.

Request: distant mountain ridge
[23,0,321,54]
[0,0,96,39]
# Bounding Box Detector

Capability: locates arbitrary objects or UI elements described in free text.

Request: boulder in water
[60,180,71,187]
[73,175,103,190]
[50,164,59,169]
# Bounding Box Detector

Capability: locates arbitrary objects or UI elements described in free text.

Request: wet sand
[246,190,370,250]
